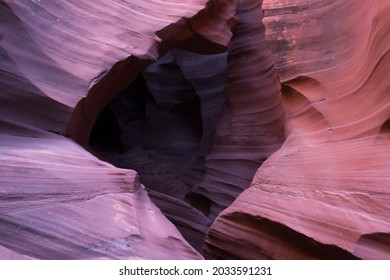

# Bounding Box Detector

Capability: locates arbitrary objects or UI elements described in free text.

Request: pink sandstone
[205,0,390,259]
[1,0,389,260]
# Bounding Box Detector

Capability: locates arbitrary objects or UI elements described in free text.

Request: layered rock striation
[193,0,286,219]
[0,0,239,259]
[205,0,390,259]
[1,0,389,260]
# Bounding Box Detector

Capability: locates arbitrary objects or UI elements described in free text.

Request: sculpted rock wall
[2,0,389,260]
[193,0,286,219]
[0,0,240,259]
[205,0,390,259]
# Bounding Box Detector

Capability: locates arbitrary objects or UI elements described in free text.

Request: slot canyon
[0,0,389,260]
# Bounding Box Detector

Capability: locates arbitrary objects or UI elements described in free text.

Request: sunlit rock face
[205,0,390,259]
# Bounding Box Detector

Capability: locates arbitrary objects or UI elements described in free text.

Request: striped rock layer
[205,0,390,259]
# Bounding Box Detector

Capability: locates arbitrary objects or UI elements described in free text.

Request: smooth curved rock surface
[205,0,390,259]
[0,130,202,259]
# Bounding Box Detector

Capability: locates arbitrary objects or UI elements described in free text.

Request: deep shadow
[88,68,203,201]
[380,119,390,133]
[89,106,122,152]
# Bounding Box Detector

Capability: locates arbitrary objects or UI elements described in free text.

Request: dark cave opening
[88,49,229,212]
[88,50,229,252]
[89,71,204,200]
[89,73,148,153]
[89,106,122,152]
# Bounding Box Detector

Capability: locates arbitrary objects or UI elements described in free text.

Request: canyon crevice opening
[66,0,287,256]
[88,48,255,253]
[1,0,389,260]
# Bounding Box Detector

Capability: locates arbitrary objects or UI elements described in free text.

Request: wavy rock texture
[193,0,286,219]
[0,0,241,259]
[205,0,390,259]
[148,190,212,253]
[0,131,202,259]
[0,130,205,259]
[2,0,389,260]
